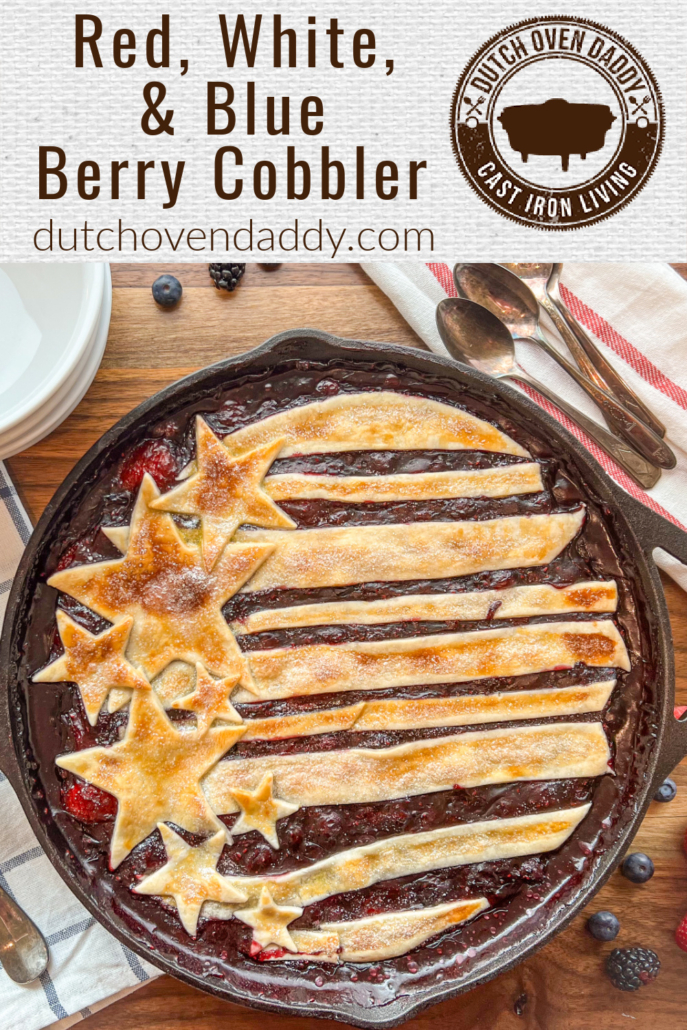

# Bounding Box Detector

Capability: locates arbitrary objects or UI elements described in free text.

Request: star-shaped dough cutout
[56,689,245,868]
[235,886,303,952]
[171,662,243,736]
[150,418,295,570]
[48,474,273,685]
[33,611,150,725]
[230,772,299,849]
[134,823,247,935]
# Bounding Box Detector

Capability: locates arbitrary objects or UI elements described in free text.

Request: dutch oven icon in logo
[498,97,616,173]
[451,17,663,230]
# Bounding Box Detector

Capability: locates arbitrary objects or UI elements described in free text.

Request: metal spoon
[0,883,49,983]
[502,262,667,439]
[453,263,675,470]
[436,297,661,490]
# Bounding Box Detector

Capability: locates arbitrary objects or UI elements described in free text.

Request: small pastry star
[230,772,298,849]
[32,611,150,725]
[48,474,273,685]
[134,823,247,936]
[150,418,295,570]
[234,886,303,952]
[171,662,243,736]
[56,688,246,868]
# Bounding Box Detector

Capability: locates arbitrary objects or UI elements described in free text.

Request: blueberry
[621,852,654,883]
[587,910,620,941]
[152,274,182,308]
[654,778,677,803]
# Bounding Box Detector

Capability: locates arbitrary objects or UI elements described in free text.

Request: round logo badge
[450,16,663,230]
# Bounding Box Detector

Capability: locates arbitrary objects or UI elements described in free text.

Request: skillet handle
[626,495,687,779]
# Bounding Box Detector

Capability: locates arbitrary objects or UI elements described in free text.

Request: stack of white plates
[0,263,111,460]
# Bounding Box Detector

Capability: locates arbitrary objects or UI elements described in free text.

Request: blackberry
[621,853,654,883]
[152,274,182,307]
[606,947,660,991]
[654,778,677,802]
[209,263,246,291]
[587,910,620,941]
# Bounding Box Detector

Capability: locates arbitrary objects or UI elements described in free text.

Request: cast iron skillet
[2,329,687,1028]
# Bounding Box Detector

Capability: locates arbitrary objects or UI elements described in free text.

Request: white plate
[0,264,105,435]
[0,269,111,459]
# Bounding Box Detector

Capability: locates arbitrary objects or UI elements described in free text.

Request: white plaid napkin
[362,262,687,594]
[0,462,159,1030]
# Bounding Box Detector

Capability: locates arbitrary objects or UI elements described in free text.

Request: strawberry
[676,913,687,953]
[119,439,178,492]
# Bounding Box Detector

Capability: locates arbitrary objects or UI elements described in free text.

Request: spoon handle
[0,883,49,984]
[507,369,661,490]
[542,285,667,439]
[529,330,675,470]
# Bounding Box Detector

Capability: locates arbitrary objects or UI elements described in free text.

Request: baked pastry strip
[264,463,543,503]
[220,392,530,458]
[203,722,610,814]
[208,804,591,909]
[238,620,629,701]
[233,580,618,634]
[237,510,585,592]
[264,899,490,962]
[240,681,616,740]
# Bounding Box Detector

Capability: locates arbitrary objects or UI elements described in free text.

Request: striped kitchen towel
[0,463,159,1030]
[362,262,687,593]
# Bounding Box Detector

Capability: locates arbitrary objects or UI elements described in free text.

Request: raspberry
[119,439,178,492]
[63,781,117,822]
[676,913,687,953]
[56,538,100,571]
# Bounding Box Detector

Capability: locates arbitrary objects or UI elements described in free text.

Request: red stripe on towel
[427,262,686,532]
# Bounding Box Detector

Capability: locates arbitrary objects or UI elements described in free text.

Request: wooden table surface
[7,263,687,1030]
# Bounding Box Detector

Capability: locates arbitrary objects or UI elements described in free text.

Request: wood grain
[6,264,687,1030]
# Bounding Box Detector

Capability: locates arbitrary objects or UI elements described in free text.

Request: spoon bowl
[435,297,516,376]
[452,263,675,470]
[0,883,49,983]
[436,297,661,491]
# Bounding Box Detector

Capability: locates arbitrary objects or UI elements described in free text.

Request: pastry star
[171,662,243,736]
[235,886,303,952]
[134,823,247,936]
[33,611,150,725]
[48,474,273,685]
[56,689,246,868]
[150,418,295,570]
[230,772,299,849]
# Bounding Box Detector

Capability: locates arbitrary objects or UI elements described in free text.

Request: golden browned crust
[203,722,610,815]
[209,805,591,909]
[270,899,489,962]
[150,419,294,570]
[57,690,245,868]
[220,393,531,458]
[237,510,585,592]
[239,620,629,701]
[264,463,543,503]
[48,475,272,685]
[233,581,618,634]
